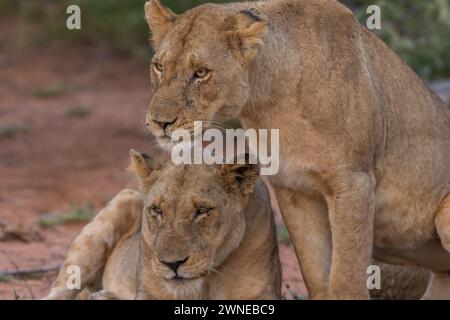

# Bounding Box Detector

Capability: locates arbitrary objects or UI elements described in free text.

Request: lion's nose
[152,117,177,131]
[160,256,189,272]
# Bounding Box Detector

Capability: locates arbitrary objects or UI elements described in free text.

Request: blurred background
[2,0,449,79]
[0,0,449,300]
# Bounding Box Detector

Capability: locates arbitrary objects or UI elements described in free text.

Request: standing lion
[143,0,450,299]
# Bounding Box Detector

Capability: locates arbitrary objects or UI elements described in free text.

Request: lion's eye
[149,206,162,217]
[194,68,209,79]
[196,207,213,216]
[153,63,163,74]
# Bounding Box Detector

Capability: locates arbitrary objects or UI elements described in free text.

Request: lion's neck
[242,3,298,122]
[207,180,279,299]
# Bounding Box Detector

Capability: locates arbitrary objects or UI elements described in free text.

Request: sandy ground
[0,39,306,300]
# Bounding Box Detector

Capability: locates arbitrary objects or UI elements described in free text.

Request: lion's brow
[240,9,262,22]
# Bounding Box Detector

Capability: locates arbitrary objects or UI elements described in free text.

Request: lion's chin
[161,276,206,298]
[162,275,206,293]
[155,136,175,151]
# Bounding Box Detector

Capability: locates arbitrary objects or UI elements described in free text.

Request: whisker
[209,266,223,276]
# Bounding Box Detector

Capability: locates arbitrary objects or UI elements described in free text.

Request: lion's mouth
[170,276,195,283]
[167,271,209,283]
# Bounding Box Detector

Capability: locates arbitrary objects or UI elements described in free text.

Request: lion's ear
[225,8,268,64]
[219,153,260,196]
[145,0,177,48]
[129,149,162,187]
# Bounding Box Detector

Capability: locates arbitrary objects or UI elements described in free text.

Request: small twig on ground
[0,251,38,300]
[0,265,60,280]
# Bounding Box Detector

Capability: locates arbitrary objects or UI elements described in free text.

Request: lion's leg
[88,290,120,300]
[43,189,143,300]
[274,185,331,300]
[325,173,375,299]
[436,194,450,253]
[370,260,430,300]
[425,194,450,300]
[422,272,450,300]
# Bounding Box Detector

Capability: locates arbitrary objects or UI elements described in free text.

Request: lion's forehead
[161,34,224,65]
[144,164,223,208]
[149,185,222,209]
[160,8,229,59]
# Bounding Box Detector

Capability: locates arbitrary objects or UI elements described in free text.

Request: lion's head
[129,149,259,289]
[143,0,267,149]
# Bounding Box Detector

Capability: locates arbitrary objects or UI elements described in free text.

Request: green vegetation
[2,0,449,80]
[65,105,93,118]
[0,124,29,140]
[38,203,96,228]
[1,0,234,60]
[32,83,71,98]
[0,274,11,283]
[344,0,450,80]
[277,224,292,246]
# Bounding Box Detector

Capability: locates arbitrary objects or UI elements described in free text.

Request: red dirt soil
[0,44,306,300]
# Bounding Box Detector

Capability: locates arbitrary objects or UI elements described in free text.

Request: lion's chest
[269,155,330,198]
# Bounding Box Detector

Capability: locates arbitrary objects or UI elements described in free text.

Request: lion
[369,260,430,300]
[44,150,281,300]
[143,0,450,299]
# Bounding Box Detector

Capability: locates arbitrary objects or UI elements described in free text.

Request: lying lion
[44,150,281,299]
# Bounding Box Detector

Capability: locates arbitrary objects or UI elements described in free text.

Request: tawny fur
[143,0,450,299]
[45,150,281,300]
[370,261,429,300]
